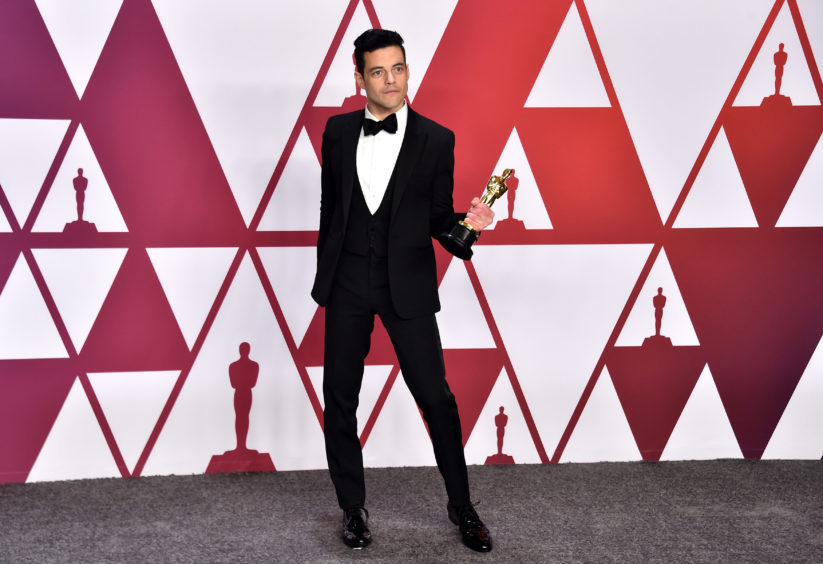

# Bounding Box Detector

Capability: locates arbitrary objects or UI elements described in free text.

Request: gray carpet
[1,461,821,563]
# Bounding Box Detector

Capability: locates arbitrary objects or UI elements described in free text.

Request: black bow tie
[363,113,398,136]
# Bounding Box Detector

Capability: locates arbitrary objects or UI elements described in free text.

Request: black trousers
[323,250,471,510]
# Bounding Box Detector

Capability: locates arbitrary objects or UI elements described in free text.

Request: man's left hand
[463,197,494,232]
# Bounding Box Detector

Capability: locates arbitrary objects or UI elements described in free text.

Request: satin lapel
[391,108,425,221]
[340,112,363,228]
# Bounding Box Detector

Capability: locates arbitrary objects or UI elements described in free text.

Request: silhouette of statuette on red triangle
[492,172,527,235]
[762,43,792,108]
[606,288,704,460]
[207,342,275,473]
[485,406,515,465]
[63,168,98,235]
[642,287,672,348]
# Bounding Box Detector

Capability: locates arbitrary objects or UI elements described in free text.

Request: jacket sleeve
[430,129,465,246]
[317,122,335,261]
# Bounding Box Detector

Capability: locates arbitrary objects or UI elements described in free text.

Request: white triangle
[797,1,823,92]
[0,254,68,359]
[27,378,121,482]
[307,364,394,437]
[561,368,642,462]
[472,244,652,456]
[525,3,610,108]
[362,374,437,468]
[32,248,127,351]
[674,127,759,228]
[762,335,823,459]
[143,254,327,475]
[436,259,495,349]
[616,249,700,345]
[257,246,318,347]
[464,368,542,465]
[257,127,321,231]
[0,119,70,226]
[484,128,552,230]
[585,0,775,222]
[777,133,823,227]
[88,371,179,473]
[371,0,458,103]
[661,365,743,460]
[147,247,238,349]
[0,210,10,232]
[734,2,820,106]
[34,0,122,96]
[32,125,127,232]
[314,3,373,107]
[152,0,348,226]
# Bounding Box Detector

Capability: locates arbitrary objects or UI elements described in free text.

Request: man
[311,29,494,552]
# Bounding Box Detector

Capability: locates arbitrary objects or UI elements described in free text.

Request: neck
[367,101,404,121]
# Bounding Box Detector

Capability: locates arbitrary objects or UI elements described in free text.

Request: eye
[372,70,383,78]
[393,65,405,73]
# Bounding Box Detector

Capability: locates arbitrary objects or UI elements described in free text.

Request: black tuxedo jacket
[311,107,463,319]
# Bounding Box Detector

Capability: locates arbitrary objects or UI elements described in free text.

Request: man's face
[355,45,409,119]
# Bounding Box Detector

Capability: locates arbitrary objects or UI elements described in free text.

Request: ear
[354,71,365,90]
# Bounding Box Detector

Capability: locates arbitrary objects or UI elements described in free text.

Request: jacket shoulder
[325,109,363,132]
[412,111,454,141]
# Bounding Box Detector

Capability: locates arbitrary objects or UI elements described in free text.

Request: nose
[385,71,395,85]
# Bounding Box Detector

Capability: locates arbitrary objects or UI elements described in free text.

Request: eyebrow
[367,62,406,73]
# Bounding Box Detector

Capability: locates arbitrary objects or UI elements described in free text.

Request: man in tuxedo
[311,29,494,552]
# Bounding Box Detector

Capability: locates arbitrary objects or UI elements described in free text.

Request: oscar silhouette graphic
[206,343,275,473]
[63,168,98,234]
[605,286,705,460]
[643,287,672,348]
[491,172,526,235]
[485,406,515,465]
[762,43,792,107]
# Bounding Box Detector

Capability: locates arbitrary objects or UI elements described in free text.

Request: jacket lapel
[391,108,425,221]
[340,111,363,228]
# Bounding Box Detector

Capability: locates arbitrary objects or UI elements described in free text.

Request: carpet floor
[0,460,821,563]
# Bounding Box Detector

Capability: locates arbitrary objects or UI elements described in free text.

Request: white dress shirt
[356,103,408,214]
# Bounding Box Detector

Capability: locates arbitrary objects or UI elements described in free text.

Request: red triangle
[518,109,662,238]
[0,0,77,117]
[667,229,823,458]
[0,249,18,293]
[80,248,188,371]
[79,0,246,241]
[444,349,504,445]
[725,106,823,227]
[606,344,705,460]
[0,360,76,483]
[297,306,399,368]
[295,307,325,367]
[413,1,570,207]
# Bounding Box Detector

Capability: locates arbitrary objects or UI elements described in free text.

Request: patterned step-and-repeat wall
[1,0,822,484]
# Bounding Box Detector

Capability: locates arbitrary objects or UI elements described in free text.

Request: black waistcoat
[342,171,395,257]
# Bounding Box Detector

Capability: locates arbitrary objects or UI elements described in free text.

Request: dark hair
[353,29,405,75]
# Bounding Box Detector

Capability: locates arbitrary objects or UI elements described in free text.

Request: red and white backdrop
[1,0,822,484]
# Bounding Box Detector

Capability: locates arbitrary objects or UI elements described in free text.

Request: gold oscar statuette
[441,168,513,260]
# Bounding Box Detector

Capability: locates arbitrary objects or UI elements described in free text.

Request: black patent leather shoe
[342,507,372,549]
[448,503,492,552]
